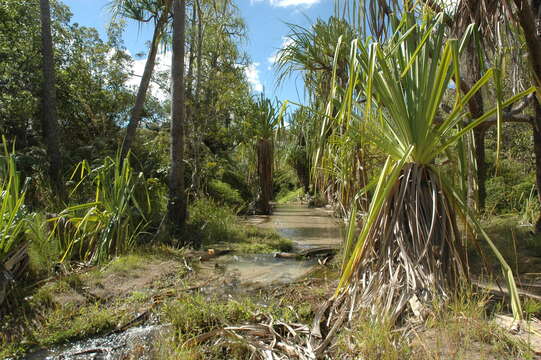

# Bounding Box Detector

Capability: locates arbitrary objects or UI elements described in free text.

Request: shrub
[207,179,244,209]
[187,198,238,246]
[53,156,151,264]
[0,138,27,264]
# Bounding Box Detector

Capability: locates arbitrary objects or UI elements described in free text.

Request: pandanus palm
[276,18,370,213]
[313,12,533,350]
[275,17,355,99]
[109,0,173,160]
[246,95,281,215]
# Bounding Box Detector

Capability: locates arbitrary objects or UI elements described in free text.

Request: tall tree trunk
[39,0,65,201]
[462,36,485,211]
[169,0,187,235]
[257,139,273,215]
[514,0,541,86]
[192,0,204,194]
[121,3,171,160]
[185,1,196,178]
[533,101,541,233]
[514,0,541,232]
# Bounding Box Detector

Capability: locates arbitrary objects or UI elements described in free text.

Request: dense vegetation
[2,0,541,358]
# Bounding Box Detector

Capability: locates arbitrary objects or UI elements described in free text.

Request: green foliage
[207,179,244,209]
[187,198,238,245]
[186,198,292,252]
[0,138,27,263]
[484,154,537,221]
[244,94,282,141]
[0,0,136,170]
[221,169,252,204]
[275,16,355,98]
[276,188,303,204]
[26,213,62,276]
[53,156,151,263]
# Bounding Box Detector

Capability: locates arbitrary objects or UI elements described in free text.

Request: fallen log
[274,252,301,259]
[474,280,541,302]
[274,246,338,260]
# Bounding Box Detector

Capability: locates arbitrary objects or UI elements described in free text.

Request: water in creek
[24,204,343,360]
[24,325,166,360]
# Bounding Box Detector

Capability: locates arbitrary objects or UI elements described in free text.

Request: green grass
[0,248,187,358]
[187,198,293,253]
[0,136,27,264]
[157,293,311,359]
[34,303,117,346]
[276,188,303,204]
[231,226,293,253]
[100,254,146,276]
[334,289,532,360]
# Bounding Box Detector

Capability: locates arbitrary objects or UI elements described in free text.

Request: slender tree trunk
[169,0,187,235]
[514,0,541,232]
[185,1,196,177]
[473,128,487,210]
[39,0,65,201]
[514,0,541,86]
[121,2,171,160]
[192,0,204,194]
[462,37,485,211]
[533,101,541,233]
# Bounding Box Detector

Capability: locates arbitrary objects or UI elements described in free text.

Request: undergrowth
[186,198,292,253]
[276,188,303,204]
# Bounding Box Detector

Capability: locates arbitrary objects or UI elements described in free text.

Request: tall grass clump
[0,137,27,265]
[53,155,151,264]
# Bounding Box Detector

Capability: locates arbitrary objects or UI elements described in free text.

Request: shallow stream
[24,204,343,360]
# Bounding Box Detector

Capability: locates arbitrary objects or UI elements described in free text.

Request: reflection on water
[262,204,344,249]
[218,254,316,285]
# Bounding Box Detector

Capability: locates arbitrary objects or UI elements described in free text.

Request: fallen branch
[274,247,338,260]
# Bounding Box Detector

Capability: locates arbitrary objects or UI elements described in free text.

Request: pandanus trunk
[314,164,467,349]
[256,138,273,214]
[121,2,171,160]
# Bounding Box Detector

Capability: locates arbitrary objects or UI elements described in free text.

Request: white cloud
[267,37,294,70]
[270,0,320,7]
[127,50,172,102]
[245,62,263,92]
[267,54,278,69]
[251,0,320,7]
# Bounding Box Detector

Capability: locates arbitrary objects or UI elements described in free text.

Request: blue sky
[62,0,333,104]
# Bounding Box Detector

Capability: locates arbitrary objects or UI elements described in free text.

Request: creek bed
[24,204,343,360]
